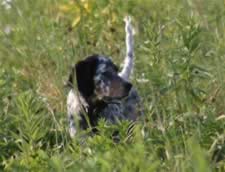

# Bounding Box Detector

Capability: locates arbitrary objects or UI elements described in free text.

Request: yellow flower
[58,5,72,12]
[72,16,81,28]
[83,1,91,13]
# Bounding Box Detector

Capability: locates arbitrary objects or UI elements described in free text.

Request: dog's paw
[69,126,76,138]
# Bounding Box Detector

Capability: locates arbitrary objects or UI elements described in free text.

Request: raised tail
[119,16,134,81]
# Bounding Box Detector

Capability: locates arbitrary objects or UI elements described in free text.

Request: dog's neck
[78,94,120,115]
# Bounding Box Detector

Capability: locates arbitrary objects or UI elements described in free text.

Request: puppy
[66,17,143,137]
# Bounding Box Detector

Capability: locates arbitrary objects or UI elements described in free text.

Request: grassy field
[0,0,225,171]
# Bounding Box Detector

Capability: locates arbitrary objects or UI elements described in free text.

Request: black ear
[75,56,98,99]
[66,66,76,88]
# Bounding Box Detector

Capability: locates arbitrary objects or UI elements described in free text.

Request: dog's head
[68,55,132,101]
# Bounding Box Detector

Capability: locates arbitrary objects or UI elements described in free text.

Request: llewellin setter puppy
[66,16,143,137]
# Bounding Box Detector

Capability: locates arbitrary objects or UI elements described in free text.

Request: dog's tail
[119,16,134,81]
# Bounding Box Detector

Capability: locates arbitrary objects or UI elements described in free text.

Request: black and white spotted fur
[66,17,143,137]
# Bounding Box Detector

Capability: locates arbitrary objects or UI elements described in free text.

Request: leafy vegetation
[0,0,225,171]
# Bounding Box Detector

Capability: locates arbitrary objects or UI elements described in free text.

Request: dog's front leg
[67,90,79,137]
[119,16,134,81]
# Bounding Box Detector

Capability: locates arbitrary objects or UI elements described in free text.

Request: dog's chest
[99,103,125,123]
[97,88,141,123]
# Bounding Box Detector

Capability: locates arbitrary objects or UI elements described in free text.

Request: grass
[0,0,225,171]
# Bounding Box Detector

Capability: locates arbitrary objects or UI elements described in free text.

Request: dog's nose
[124,82,132,93]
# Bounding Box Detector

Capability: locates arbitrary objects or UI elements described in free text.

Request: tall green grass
[0,0,225,171]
